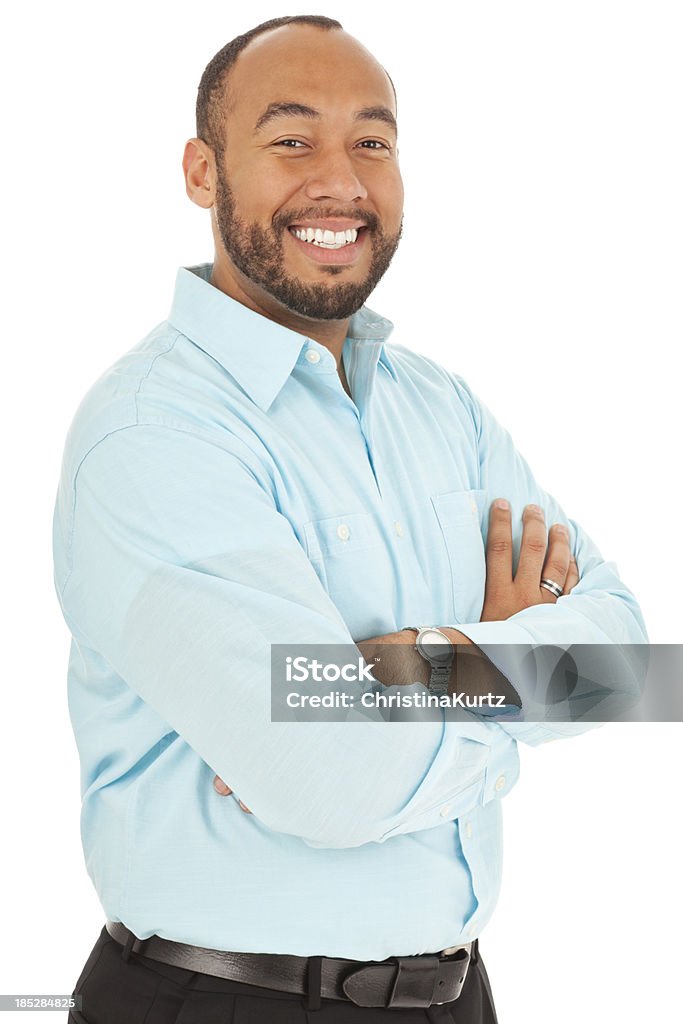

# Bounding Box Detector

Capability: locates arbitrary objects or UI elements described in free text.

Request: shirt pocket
[431,489,487,624]
[302,511,394,635]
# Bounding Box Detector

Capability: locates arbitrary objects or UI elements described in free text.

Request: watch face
[418,629,454,664]
[420,628,450,645]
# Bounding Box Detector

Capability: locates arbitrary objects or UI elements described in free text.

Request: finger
[515,504,548,586]
[564,555,580,594]
[213,776,232,795]
[238,800,252,814]
[485,499,514,592]
[538,523,572,603]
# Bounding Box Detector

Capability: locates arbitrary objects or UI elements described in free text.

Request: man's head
[184,16,404,323]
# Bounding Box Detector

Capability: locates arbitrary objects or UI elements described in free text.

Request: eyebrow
[253,101,397,135]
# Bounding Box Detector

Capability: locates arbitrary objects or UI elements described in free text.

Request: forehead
[226,26,396,128]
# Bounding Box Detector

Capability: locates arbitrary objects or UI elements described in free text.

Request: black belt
[105,921,474,1009]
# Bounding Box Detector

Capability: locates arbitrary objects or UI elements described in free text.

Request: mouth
[288,224,366,248]
[286,224,369,266]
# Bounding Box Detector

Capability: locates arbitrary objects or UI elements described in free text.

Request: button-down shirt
[52,263,647,959]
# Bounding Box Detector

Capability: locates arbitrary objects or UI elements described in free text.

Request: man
[53,14,647,1024]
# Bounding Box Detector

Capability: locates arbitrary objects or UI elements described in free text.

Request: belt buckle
[342,955,440,1009]
[440,941,471,957]
[433,943,472,1006]
[341,946,472,1010]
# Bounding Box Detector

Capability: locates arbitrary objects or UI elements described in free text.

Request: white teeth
[291,226,360,248]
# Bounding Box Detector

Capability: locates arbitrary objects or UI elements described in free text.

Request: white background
[1,1,681,1021]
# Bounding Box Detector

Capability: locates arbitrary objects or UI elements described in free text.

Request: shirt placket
[342,338,384,499]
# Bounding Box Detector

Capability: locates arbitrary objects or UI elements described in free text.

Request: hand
[213,775,252,813]
[481,500,579,621]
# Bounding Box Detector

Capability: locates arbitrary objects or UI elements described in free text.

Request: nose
[303,147,369,204]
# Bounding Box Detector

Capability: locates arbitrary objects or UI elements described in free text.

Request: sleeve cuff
[449,620,608,744]
[449,619,536,718]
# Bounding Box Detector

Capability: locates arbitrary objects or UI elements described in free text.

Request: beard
[213,166,403,321]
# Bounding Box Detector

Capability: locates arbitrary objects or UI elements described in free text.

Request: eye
[358,140,391,151]
[274,139,307,148]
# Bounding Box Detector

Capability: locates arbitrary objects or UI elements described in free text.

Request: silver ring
[540,578,563,598]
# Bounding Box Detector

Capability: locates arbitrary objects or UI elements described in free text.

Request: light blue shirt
[52,263,647,959]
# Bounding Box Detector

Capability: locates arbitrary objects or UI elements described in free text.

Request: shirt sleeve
[445,374,649,747]
[54,423,519,849]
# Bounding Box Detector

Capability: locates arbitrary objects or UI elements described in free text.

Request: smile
[288,226,361,249]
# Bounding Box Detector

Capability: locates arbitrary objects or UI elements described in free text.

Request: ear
[182,138,214,209]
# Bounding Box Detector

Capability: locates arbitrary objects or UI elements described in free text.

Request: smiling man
[53,14,647,1024]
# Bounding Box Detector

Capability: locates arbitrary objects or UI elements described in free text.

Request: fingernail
[494,498,509,510]
[526,504,543,515]
[555,524,569,538]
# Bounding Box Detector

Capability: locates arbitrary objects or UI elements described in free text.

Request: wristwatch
[403,626,454,696]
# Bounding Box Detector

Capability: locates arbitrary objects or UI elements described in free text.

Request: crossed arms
[54,380,647,848]
[215,499,584,810]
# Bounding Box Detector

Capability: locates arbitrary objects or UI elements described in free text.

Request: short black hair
[196,15,343,157]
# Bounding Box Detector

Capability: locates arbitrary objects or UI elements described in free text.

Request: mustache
[273,209,381,233]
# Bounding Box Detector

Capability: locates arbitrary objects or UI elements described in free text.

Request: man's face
[211,26,404,321]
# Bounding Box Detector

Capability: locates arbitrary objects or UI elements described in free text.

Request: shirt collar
[168,263,397,411]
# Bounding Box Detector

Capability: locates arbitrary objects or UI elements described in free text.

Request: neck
[210,256,350,368]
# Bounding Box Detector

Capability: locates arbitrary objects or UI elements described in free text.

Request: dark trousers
[68,925,499,1024]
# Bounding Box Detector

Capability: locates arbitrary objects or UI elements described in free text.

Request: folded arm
[54,424,518,849]
[440,374,649,745]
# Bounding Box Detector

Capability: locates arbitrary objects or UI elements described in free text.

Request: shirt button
[469,497,478,514]
[337,523,351,541]
[305,350,321,364]
[393,521,404,537]
[440,805,451,817]
[465,821,473,839]
[495,775,506,792]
